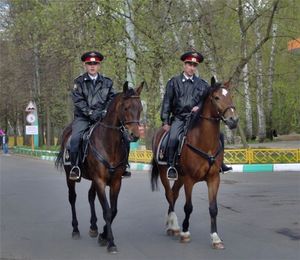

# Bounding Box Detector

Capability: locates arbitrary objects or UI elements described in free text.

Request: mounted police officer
[69,51,115,180]
[161,51,232,180]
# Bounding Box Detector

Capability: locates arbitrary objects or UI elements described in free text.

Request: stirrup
[69,166,81,180]
[167,166,178,181]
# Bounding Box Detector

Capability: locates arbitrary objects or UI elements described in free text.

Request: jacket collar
[181,72,194,83]
[83,72,103,83]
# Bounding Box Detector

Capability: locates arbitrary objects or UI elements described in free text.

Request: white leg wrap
[210,232,222,243]
[166,212,180,230]
[180,231,191,238]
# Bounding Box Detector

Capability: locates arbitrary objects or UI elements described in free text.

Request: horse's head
[118,81,144,142]
[209,77,239,129]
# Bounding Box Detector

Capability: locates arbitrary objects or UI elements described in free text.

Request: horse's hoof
[212,242,225,250]
[107,245,118,254]
[167,229,180,237]
[180,231,191,243]
[180,236,191,243]
[72,231,80,240]
[89,229,98,238]
[98,234,108,247]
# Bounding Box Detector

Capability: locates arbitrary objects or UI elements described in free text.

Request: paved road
[1,155,300,260]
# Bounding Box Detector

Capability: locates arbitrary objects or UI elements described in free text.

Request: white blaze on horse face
[221,88,228,96]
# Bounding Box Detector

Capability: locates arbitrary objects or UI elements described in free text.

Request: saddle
[156,131,186,166]
[63,123,98,166]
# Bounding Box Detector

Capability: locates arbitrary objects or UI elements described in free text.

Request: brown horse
[56,82,144,253]
[151,77,238,249]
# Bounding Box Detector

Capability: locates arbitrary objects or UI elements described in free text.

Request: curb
[16,153,300,172]
[128,163,300,172]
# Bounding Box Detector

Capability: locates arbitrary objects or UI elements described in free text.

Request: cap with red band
[180,51,204,64]
[81,51,104,63]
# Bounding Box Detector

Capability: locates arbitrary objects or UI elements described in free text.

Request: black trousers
[70,117,90,154]
[166,118,185,165]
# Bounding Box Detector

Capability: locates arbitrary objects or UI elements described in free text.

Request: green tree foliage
[0,0,299,146]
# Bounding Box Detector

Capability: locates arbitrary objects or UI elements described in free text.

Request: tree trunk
[242,46,253,140]
[254,18,266,142]
[266,23,277,140]
[124,0,136,88]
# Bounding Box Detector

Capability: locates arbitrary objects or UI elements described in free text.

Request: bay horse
[151,77,238,249]
[56,82,144,253]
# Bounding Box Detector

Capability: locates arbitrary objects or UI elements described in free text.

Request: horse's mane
[189,82,222,129]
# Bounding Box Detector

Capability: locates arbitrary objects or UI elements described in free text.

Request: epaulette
[74,74,84,83]
[103,76,113,82]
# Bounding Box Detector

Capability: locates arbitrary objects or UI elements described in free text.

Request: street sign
[26,125,38,135]
[25,101,36,112]
[26,113,36,124]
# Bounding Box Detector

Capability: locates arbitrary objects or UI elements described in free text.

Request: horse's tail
[55,123,72,169]
[151,158,159,191]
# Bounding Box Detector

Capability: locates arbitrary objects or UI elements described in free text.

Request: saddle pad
[63,136,71,165]
[156,131,168,165]
[155,131,186,166]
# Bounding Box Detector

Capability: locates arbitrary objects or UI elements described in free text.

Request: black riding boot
[220,162,233,173]
[219,133,232,173]
[69,152,81,180]
[122,165,131,178]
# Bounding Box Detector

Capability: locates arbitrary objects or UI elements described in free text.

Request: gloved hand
[90,110,107,122]
[89,110,103,122]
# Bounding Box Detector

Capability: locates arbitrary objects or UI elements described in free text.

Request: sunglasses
[85,62,100,65]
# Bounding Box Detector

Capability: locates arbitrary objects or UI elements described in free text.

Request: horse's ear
[211,76,216,86]
[123,81,129,93]
[135,81,145,96]
[224,81,230,89]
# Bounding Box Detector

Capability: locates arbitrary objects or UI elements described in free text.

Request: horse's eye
[214,96,220,101]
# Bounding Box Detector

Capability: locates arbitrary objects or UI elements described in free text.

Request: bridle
[200,87,236,123]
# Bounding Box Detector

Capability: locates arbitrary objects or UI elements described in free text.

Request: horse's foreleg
[160,168,180,236]
[88,182,98,237]
[180,178,194,243]
[67,179,80,239]
[95,179,117,254]
[207,174,224,249]
[109,178,121,224]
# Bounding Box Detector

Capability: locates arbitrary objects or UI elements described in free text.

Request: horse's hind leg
[67,179,80,239]
[180,178,194,243]
[207,174,224,249]
[88,182,98,237]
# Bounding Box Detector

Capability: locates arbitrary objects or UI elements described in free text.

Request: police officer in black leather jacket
[69,51,115,180]
[161,51,232,180]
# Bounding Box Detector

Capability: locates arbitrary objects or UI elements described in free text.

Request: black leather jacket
[72,73,115,120]
[161,73,210,125]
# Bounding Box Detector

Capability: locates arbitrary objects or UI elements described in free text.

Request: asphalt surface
[1,154,300,260]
